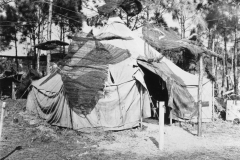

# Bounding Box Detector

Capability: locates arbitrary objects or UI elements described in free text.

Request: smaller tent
[138,57,213,122]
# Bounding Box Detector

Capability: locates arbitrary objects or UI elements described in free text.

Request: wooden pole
[170,109,172,126]
[46,0,53,75]
[234,14,239,96]
[12,82,16,100]
[14,26,19,71]
[0,102,6,140]
[159,101,165,150]
[140,87,143,130]
[198,55,204,136]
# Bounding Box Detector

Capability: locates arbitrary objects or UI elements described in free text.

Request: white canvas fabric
[94,16,161,59]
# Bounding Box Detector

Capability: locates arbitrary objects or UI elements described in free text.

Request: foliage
[16,0,49,43]
[168,0,207,38]
[53,0,82,33]
[0,4,18,51]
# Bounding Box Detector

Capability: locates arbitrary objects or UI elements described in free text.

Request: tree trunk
[234,25,238,96]
[182,15,185,39]
[224,37,229,91]
[74,0,82,32]
[207,30,212,50]
[222,30,226,97]
[60,19,63,58]
[63,24,65,57]
[36,4,41,72]
[46,0,53,75]
[180,16,183,39]
[32,32,36,70]
[14,27,18,71]
[147,6,149,22]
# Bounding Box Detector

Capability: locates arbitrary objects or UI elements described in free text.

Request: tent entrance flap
[138,64,171,123]
[137,60,197,120]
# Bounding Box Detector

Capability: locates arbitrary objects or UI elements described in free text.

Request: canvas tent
[137,57,213,122]
[27,58,151,131]
[26,16,213,132]
[26,17,157,132]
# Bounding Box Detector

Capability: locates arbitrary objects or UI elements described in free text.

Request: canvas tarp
[26,16,157,131]
[95,16,162,59]
[60,31,132,115]
[27,58,151,131]
[54,16,162,117]
[142,23,221,58]
[137,57,213,122]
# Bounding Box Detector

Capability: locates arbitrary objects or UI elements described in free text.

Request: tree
[169,0,207,38]
[204,0,240,96]
[0,3,19,70]
[15,0,49,70]
[53,0,82,33]
[0,4,18,51]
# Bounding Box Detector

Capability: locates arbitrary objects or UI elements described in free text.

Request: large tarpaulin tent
[27,58,150,131]
[26,16,212,132]
[26,17,157,132]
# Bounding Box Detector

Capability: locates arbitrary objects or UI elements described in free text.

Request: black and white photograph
[0,0,240,159]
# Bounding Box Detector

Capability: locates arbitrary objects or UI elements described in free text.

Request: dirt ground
[0,99,240,160]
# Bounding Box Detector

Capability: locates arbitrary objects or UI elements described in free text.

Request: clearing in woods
[0,99,240,160]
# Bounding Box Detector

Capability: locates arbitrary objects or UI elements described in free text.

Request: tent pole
[159,101,164,150]
[198,55,204,137]
[0,102,6,140]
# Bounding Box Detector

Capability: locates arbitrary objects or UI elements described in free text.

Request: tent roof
[34,40,69,50]
[32,73,63,93]
[94,16,162,59]
[138,56,210,86]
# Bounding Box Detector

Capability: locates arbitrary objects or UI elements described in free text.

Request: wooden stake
[159,101,165,150]
[170,109,172,126]
[12,82,16,100]
[0,102,6,140]
[198,55,204,137]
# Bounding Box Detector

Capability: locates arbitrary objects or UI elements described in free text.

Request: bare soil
[0,99,240,160]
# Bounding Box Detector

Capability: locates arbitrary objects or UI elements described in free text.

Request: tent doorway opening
[139,66,171,124]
